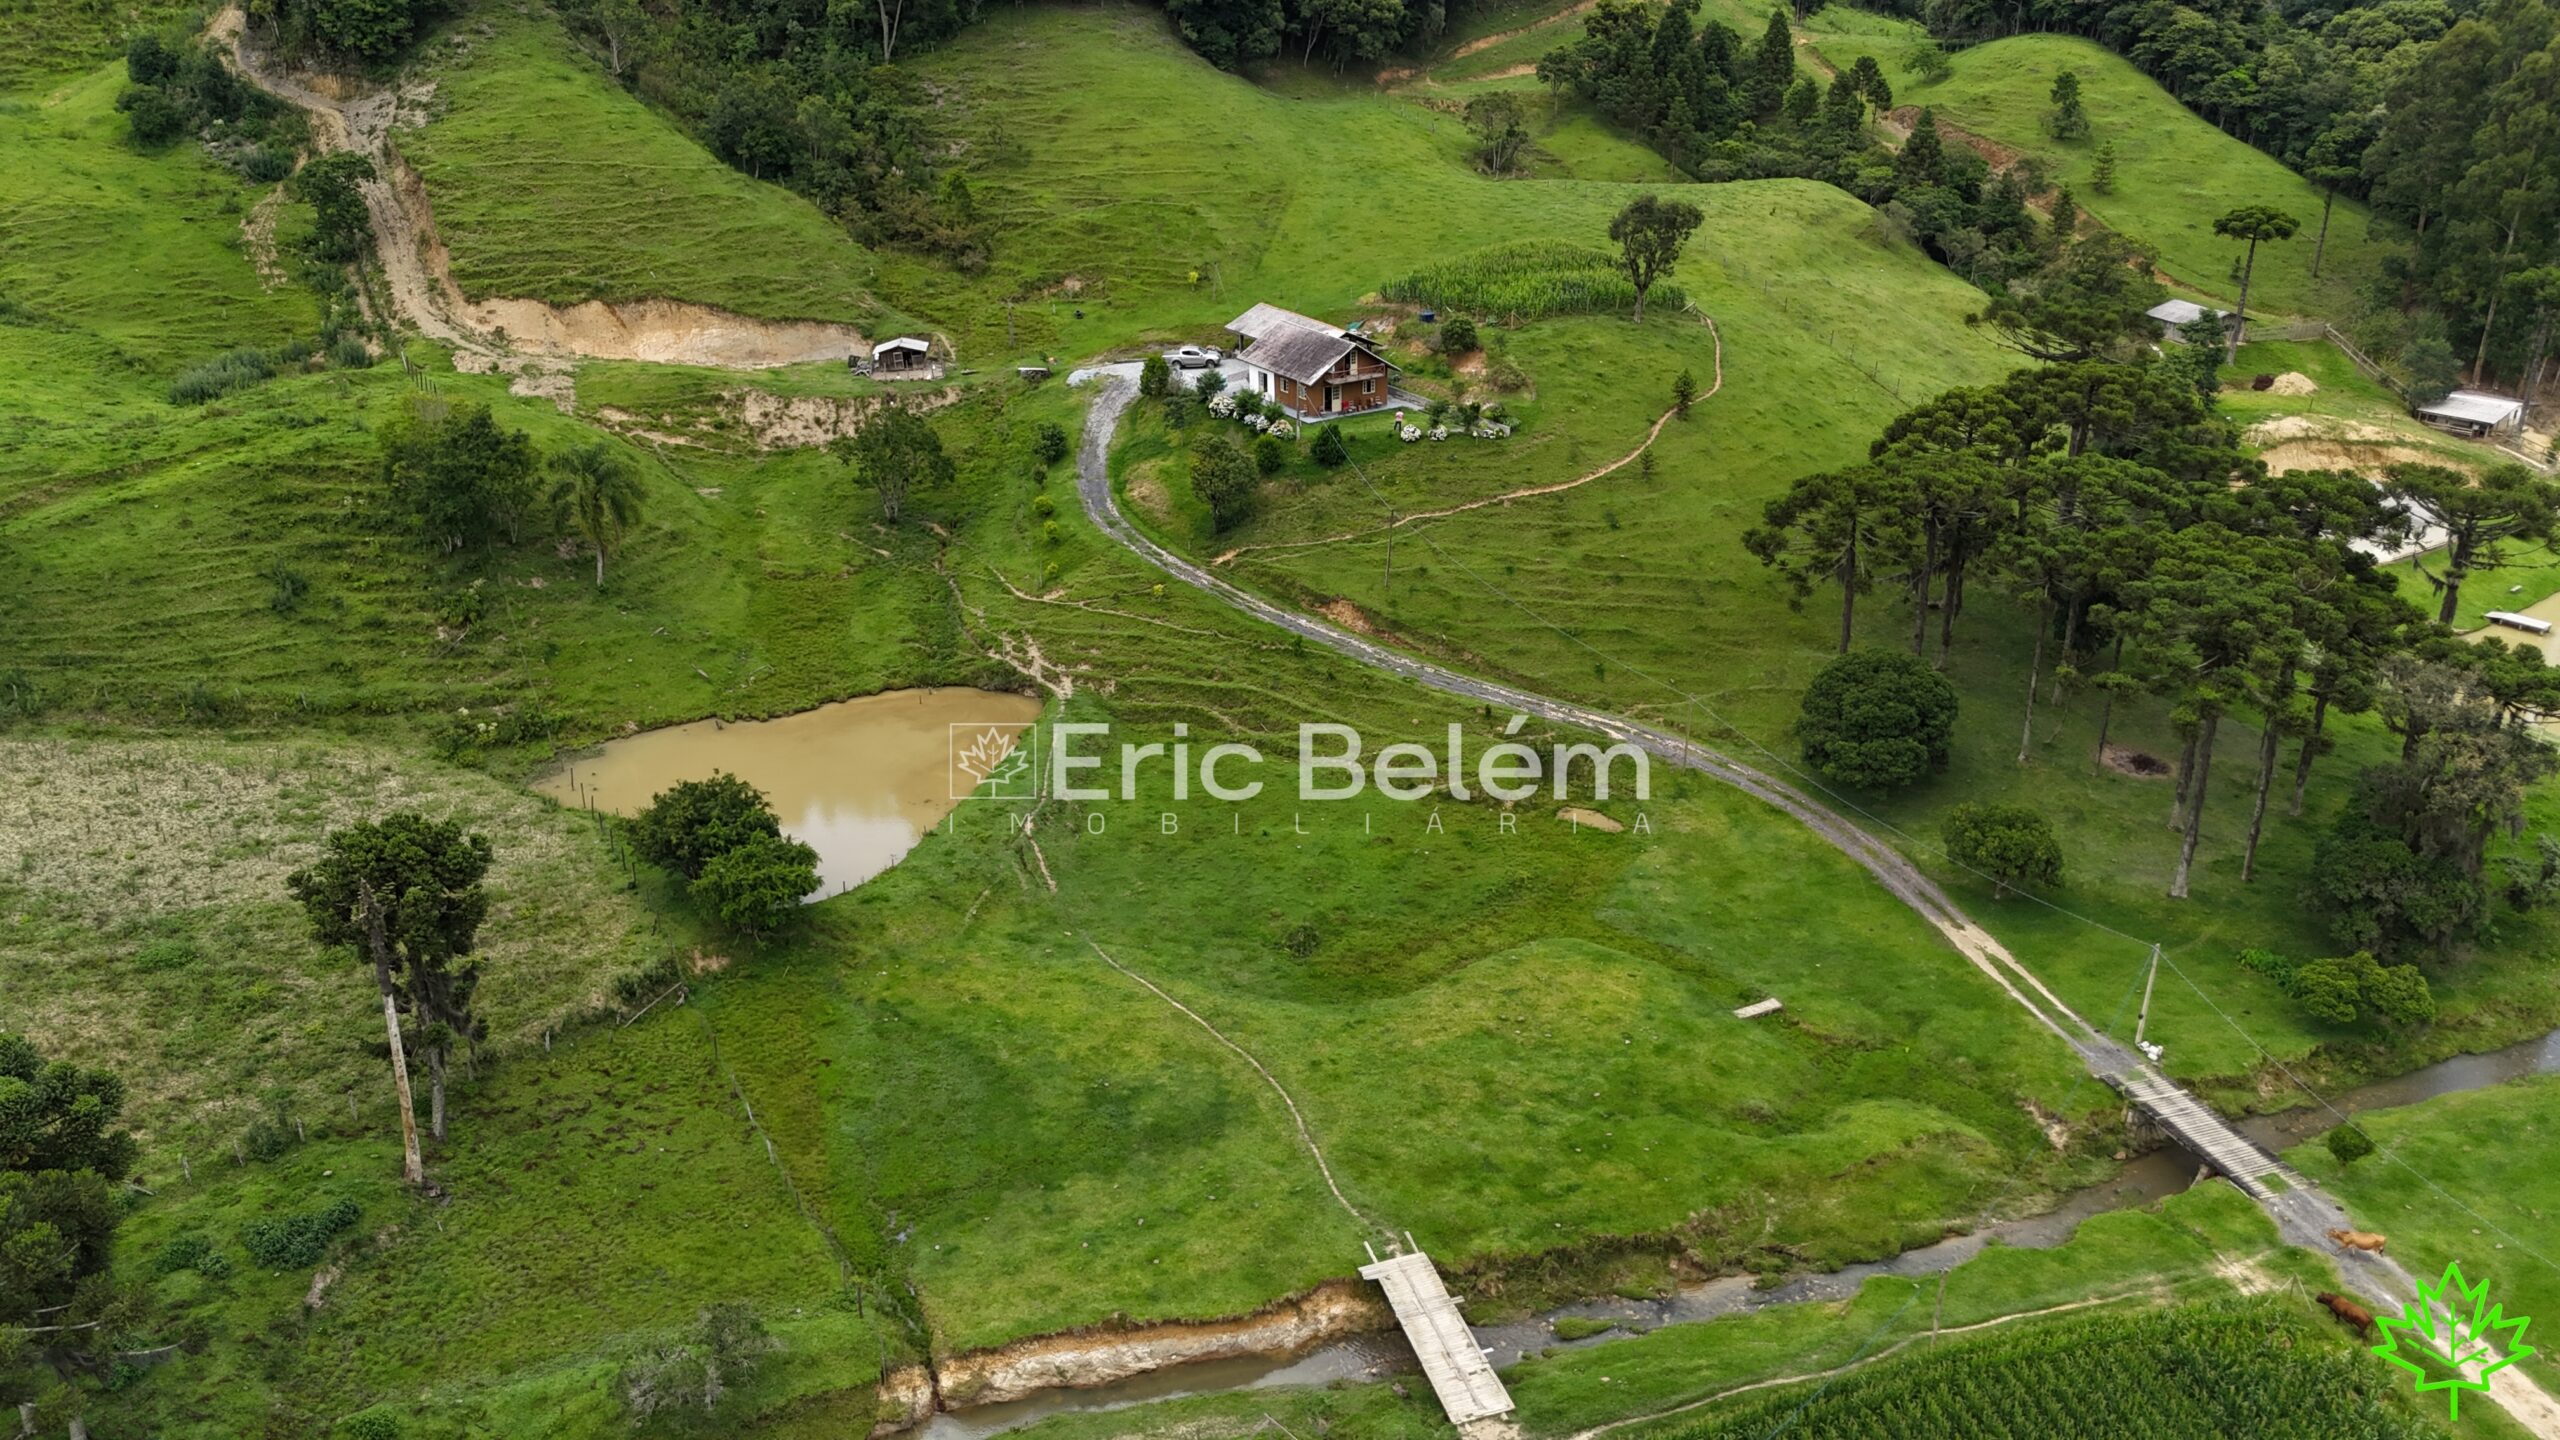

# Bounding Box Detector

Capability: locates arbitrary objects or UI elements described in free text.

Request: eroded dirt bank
[870,1280,1391,1434]
[213,8,868,369]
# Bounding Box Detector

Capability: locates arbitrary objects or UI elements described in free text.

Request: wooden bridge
[2107,1060,2298,1201]
[1360,1242,1514,1427]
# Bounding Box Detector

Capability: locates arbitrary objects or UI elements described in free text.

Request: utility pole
[2132,943,2162,1051]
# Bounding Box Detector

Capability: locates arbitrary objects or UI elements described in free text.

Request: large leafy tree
[1941,802,2064,896]
[287,814,494,1182]
[835,402,954,525]
[1796,648,1959,791]
[1191,437,1260,532]
[0,1034,137,1322]
[2386,462,2560,625]
[631,774,784,881]
[379,398,539,555]
[2210,205,2299,361]
[1607,193,1704,322]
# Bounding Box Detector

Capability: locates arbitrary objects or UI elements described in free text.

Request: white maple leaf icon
[953,726,1030,790]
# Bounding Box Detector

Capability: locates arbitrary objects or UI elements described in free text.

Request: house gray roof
[2418,390,2526,427]
[1236,323,1357,385]
[1228,303,1334,343]
[2145,300,2226,328]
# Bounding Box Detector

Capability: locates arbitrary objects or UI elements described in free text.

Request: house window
[1363,378,1376,396]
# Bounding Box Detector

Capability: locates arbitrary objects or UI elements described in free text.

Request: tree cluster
[1872,0,2560,390]
[244,0,442,64]
[553,0,984,263]
[630,774,820,934]
[1538,5,2047,289]
[1752,347,2560,920]
[1164,0,1470,70]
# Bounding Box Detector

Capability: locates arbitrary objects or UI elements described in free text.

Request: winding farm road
[1071,374,2560,1437]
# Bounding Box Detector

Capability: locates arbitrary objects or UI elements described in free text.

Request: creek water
[533,687,1042,895]
[914,1026,2560,1440]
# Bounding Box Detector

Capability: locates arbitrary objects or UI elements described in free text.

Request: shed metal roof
[2418,390,2526,427]
[2146,300,2225,327]
[873,335,933,355]
[1228,303,1334,343]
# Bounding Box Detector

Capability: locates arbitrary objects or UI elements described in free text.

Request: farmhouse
[1226,304,1399,419]
[857,335,944,380]
[2145,299,2230,341]
[2416,389,2527,440]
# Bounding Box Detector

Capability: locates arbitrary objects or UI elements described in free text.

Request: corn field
[1379,241,1685,324]
[1657,1299,2448,1440]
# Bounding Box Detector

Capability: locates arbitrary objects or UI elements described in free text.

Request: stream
[915,1026,2560,1440]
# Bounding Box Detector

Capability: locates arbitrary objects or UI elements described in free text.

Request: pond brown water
[535,688,1043,896]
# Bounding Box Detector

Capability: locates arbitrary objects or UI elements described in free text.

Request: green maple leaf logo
[2372,1262,2536,1420]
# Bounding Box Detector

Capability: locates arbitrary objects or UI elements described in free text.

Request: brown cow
[2328,1228,2389,1254]
[2318,1292,2376,1337]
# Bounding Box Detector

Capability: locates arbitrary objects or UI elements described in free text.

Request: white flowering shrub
[1428,426,1449,441]
[1207,392,1238,418]
[1246,413,1270,431]
[1269,421,1295,439]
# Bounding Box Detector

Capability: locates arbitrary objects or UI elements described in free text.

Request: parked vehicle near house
[1163,345,1222,369]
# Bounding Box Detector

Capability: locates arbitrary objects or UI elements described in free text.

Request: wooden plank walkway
[2114,1066,2294,1200]
[1359,1248,1514,1425]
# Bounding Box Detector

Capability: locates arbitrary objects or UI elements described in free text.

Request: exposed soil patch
[2243,416,2479,478]
[215,7,868,370]
[1318,598,1381,635]
[1558,806,1623,832]
[875,1279,1391,1426]
[2101,744,2171,779]
[242,182,288,289]
[2266,371,2318,396]
[1880,106,2022,172]
[730,384,964,449]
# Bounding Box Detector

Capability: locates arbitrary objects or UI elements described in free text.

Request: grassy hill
[2293,1074,2560,1393]
[0,63,320,364]
[401,5,888,323]
[6,0,2545,1435]
[1806,18,2393,321]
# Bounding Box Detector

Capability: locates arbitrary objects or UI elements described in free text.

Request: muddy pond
[534,687,1043,895]
[914,1025,2560,1440]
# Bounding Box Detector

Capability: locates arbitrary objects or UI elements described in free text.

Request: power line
[1316,391,2560,1293]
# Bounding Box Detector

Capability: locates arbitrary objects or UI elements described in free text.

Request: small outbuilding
[2416,389,2527,440]
[2146,299,2230,341]
[856,335,944,380]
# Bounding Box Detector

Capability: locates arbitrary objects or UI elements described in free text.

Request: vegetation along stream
[913,1027,2560,1440]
